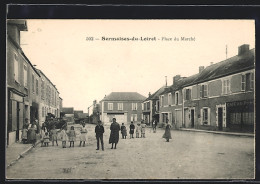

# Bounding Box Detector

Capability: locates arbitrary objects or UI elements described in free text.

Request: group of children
[120,121,147,139]
[40,123,88,148]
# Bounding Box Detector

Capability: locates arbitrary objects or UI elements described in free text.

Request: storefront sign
[10,92,24,102]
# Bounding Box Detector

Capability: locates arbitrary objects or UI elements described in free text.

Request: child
[79,123,88,147]
[136,123,141,138]
[68,126,76,147]
[50,125,58,146]
[141,122,146,138]
[43,132,50,147]
[60,128,68,148]
[129,121,135,139]
[121,123,127,139]
[21,124,28,144]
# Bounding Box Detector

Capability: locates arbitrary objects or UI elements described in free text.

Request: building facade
[142,87,166,126]
[100,92,146,125]
[7,20,42,145]
[159,44,255,133]
[6,20,62,145]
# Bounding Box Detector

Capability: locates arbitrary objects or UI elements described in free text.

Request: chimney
[173,75,181,85]
[210,62,214,65]
[199,66,205,73]
[238,44,249,55]
[148,92,151,97]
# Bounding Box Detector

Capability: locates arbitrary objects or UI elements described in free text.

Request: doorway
[191,109,195,128]
[16,102,19,141]
[218,107,223,130]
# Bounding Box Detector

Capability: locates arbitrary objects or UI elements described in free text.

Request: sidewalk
[179,128,254,137]
[6,138,40,169]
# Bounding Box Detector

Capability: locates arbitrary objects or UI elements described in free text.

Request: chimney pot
[238,44,249,55]
[199,66,205,73]
[173,75,181,85]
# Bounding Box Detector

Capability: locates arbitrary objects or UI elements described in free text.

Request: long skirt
[109,132,119,144]
[162,129,172,139]
[80,133,87,141]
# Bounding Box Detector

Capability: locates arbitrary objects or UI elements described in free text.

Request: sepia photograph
[6,18,255,180]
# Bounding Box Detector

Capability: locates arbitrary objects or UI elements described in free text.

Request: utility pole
[226,44,228,59]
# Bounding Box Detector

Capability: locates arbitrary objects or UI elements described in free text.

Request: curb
[179,128,254,137]
[6,141,41,169]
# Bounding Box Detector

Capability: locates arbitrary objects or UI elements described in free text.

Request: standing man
[109,118,120,149]
[95,120,105,151]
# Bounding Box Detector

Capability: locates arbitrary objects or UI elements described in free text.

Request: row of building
[98,44,255,133]
[6,20,63,145]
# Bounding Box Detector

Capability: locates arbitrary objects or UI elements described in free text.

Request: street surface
[6,124,254,179]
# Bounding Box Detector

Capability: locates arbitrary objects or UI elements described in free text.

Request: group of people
[120,121,147,139]
[21,118,39,147]
[40,122,89,148]
[21,117,172,150]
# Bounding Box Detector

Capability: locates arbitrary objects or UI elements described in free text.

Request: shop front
[226,99,254,132]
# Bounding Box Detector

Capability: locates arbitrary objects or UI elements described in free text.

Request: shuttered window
[14,54,19,82]
[23,65,28,87]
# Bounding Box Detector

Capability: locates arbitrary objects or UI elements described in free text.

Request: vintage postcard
[6,19,255,180]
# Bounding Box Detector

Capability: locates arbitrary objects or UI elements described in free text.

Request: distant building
[100,92,146,125]
[62,107,74,114]
[142,87,167,126]
[37,69,60,125]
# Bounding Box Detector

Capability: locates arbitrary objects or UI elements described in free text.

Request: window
[156,100,159,111]
[200,84,208,98]
[14,53,19,82]
[222,79,230,94]
[118,103,123,110]
[168,93,172,105]
[242,73,254,91]
[185,89,191,100]
[201,108,210,125]
[160,96,164,107]
[32,74,35,93]
[108,103,113,110]
[132,103,137,110]
[175,92,179,105]
[142,103,144,110]
[147,101,150,110]
[23,65,27,87]
[36,79,39,95]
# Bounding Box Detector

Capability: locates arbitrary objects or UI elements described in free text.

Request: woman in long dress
[109,118,120,149]
[27,122,37,147]
[162,121,172,142]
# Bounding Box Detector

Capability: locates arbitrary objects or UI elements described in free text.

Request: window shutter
[216,108,218,127]
[208,108,211,125]
[241,74,245,91]
[250,73,254,90]
[200,109,203,125]
[200,85,202,98]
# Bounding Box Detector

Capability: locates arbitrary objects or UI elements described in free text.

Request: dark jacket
[95,125,105,136]
[129,124,135,134]
[109,122,120,144]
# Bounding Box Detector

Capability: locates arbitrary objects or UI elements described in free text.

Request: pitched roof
[185,48,255,86]
[102,92,146,101]
[144,86,168,101]
[160,48,255,95]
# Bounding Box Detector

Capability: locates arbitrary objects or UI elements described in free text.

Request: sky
[20,20,255,113]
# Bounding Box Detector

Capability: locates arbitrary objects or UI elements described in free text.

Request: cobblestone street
[6,124,254,180]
